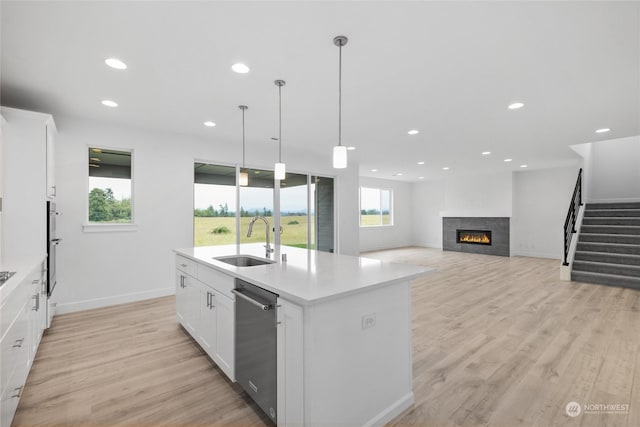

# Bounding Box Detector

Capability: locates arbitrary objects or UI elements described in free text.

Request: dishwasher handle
[232,288,274,311]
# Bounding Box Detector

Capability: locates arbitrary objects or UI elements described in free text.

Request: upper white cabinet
[45,118,56,198]
[1,107,56,259]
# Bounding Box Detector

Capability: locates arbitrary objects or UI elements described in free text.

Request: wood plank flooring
[13,248,640,426]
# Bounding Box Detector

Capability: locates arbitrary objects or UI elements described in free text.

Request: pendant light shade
[333,35,348,169]
[238,105,249,186]
[274,163,286,180]
[333,145,347,169]
[274,79,286,181]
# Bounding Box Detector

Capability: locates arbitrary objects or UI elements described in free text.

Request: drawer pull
[32,279,39,284]
[13,338,24,348]
[11,386,23,399]
[180,263,187,268]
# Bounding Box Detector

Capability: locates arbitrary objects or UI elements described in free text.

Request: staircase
[572,202,640,289]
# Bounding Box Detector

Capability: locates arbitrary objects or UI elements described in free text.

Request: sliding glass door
[193,163,334,252]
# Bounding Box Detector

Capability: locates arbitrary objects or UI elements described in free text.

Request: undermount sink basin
[214,255,276,267]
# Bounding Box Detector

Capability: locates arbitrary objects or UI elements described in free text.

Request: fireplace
[443,217,510,257]
[456,230,492,245]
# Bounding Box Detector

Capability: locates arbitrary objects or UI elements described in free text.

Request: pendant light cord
[338,42,342,148]
[242,107,246,169]
[278,84,282,162]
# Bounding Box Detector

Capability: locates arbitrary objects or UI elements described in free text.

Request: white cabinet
[175,262,199,335]
[45,119,56,198]
[197,287,216,354]
[175,255,235,382]
[211,290,234,379]
[0,260,47,427]
[1,107,56,259]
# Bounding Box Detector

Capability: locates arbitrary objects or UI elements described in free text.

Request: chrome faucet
[247,216,274,256]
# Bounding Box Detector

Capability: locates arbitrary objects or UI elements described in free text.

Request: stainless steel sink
[214,255,275,267]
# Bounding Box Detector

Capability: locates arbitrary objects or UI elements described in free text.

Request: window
[88,147,132,223]
[360,187,393,227]
[194,163,237,246]
[193,162,335,252]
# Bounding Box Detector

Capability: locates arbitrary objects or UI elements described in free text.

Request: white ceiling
[2,1,639,182]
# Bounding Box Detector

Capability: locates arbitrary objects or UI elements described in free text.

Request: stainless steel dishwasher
[232,279,279,423]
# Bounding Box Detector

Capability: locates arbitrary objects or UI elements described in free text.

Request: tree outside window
[88,148,132,223]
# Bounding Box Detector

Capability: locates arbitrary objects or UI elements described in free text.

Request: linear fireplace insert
[456,229,492,245]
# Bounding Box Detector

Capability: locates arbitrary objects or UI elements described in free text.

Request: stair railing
[563,168,583,266]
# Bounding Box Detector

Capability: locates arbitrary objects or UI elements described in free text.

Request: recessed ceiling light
[90,157,101,162]
[417,161,425,165]
[347,146,356,151]
[595,128,610,133]
[101,100,118,107]
[393,173,403,176]
[105,58,127,70]
[204,121,216,127]
[371,169,378,172]
[520,164,528,168]
[407,130,419,135]
[482,151,491,155]
[91,148,102,153]
[232,63,250,74]
[419,176,425,180]
[504,158,513,162]
[442,167,450,171]
[89,164,100,168]
[508,102,524,110]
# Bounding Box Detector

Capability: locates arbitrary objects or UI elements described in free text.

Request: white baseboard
[511,250,561,260]
[363,392,414,427]
[56,287,174,314]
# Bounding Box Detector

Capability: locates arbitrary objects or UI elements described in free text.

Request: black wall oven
[46,201,60,296]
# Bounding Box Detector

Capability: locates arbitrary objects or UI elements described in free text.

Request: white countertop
[174,244,435,305]
[0,254,46,304]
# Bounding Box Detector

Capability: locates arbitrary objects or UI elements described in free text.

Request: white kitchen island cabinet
[174,244,433,427]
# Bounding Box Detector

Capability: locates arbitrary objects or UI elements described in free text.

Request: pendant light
[274,79,286,180]
[238,105,249,186]
[333,35,348,169]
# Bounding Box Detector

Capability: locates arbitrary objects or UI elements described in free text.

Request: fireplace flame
[459,233,490,244]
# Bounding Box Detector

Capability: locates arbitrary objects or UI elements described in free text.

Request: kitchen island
[173,243,434,427]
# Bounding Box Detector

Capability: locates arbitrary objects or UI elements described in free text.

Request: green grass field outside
[360,214,392,226]
[194,216,312,248]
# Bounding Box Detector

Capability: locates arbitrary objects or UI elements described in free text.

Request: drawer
[1,304,28,397]
[198,266,235,299]
[0,368,25,427]
[0,278,29,341]
[175,255,197,277]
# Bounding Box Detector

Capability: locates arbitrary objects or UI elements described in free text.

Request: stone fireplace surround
[443,217,510,257]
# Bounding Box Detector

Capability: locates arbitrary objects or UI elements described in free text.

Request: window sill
[359,224,394,228]
[83,223,138,233]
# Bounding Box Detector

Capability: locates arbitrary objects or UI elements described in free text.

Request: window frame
[359,186,394,228]
[83,145,136,233]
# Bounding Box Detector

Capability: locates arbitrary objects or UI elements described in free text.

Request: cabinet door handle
[32,294,40,311]
[11,386,23,399]
[32,279,39,285]
[13,338,24,348]
[180,263,187,268]
[210,292,215,309]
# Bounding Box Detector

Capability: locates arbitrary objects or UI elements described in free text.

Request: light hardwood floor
[14,248,640,427]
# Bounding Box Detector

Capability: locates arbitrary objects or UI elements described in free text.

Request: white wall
[511,165,581,259]
[359,177,412,252]
[411,172,513,248]
[54,115,359,313]
[588,136,640,203]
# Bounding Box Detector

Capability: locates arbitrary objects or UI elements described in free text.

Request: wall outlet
[362,313,376,330]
